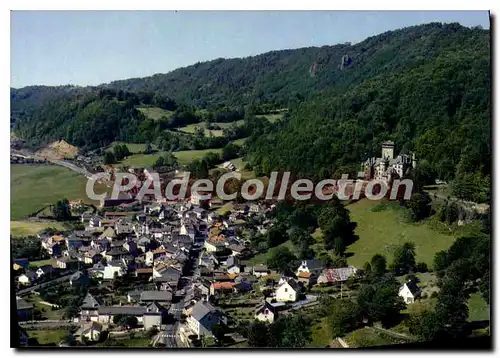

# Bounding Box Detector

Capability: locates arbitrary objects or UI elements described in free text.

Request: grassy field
[108,141,156,154]
[137,106,174,120]
[174,148,223,165]
[178,123,224,137]
[308,317,332,347]
[178,120,245,137]
[11,220,66,237]
[122,148,223,167]
[468,293,489,322]
[27,329,69,345]
[345,200,457,268]
[11,165,102,220]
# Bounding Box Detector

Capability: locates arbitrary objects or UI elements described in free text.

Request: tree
[266,225,288,248]
[222,143,241,161]
[407,310,441,341]
[370,254,387,278]
[328,299,361,337]
[211,323,227,345]
[357,278,405,325]
[269,314,311,348]
[52,199,72,221]
[153,156,165,169]
[390,242,417,275]
[104,151,116,165]
[247,321,270,347]
[267,246,297,273]
[406,193,432,221]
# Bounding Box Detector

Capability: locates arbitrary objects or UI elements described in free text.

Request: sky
[10,10,490,88]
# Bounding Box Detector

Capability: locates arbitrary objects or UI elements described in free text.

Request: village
[14,170,425,348]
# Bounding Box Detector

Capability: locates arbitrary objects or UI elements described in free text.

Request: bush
[416,262,429,273]
[430,291,438,299]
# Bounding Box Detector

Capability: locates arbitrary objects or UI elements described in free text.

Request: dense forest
[11,23,490,198]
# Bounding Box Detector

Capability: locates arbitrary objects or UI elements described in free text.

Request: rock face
[340,54,352,70]
[35,139,79,160]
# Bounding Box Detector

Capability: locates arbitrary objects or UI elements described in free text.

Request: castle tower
[381,141,395,160]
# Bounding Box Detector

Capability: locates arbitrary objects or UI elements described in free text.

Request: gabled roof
[145,301,166,313]
[301,260,324,271]
[255,300,276,315]
[403,281,421,296]
[140,290,173,302]
[190,301,217,321]
[81,293,103,309]
[98,306,146,316]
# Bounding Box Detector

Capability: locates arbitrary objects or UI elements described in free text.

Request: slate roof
[190,301,217,321]
[255,300,276,315]
[303,260,324,271]
[140,290,173,302]
[98,306,146,316]
[16,298,34,311]
[404,281,421,296]
[81,293,103,309]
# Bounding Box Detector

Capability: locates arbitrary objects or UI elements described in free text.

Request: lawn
[27,329,70,345]
[137,106,174,120]
[308,317,332,347]
[345,200,457,268]
[343,327,399,348]
[10,220,66,237]
[468,293,489,322]
[29,258,57,268]
[26,295,64,320]
[244,240,296,266]
[11,165,102,220]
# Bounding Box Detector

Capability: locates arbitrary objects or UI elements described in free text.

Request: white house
[103,262,125,280]
[186,300,225,338]
[18,272,35,285]
[75,321,103,342]
[398,281,421,304]
[275,279,300,302]
[254,300,277,323]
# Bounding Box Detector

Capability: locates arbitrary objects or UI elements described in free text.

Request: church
[362,141,416,182]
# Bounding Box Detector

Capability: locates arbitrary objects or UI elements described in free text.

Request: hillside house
[399,280,421,304]
[254,300,277,323]
[275,279,300,302]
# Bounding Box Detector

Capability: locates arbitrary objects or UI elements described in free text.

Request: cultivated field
[11,165,103,220]
[10,220,65,237]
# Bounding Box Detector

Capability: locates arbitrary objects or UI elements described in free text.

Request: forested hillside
[104,22,487,108]
[242,23,490,201]
[11,22,490,198]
